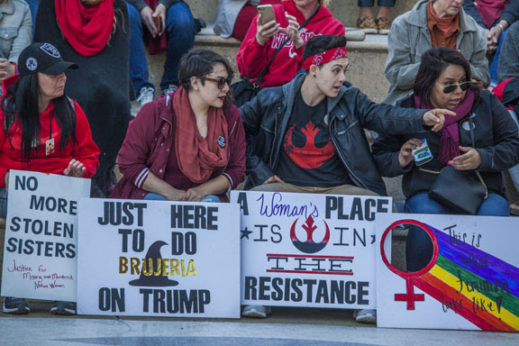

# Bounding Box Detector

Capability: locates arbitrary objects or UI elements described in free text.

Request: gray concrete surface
[1,308,518,346]
[148,31,391,102]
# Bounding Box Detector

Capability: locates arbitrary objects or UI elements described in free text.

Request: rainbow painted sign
[376,214,519,331]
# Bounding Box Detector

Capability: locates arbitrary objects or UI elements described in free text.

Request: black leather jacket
[240,73,429,195]
[372,90,519,198]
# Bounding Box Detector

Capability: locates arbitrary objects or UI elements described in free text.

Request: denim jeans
[0,188,7,218]
[507,110,519,193]
[404,192,509,271]
[489,27,509,86]
[358,0,395,7]
[24,0,40,35]
[144,192,221,203]
[127,1,196,96]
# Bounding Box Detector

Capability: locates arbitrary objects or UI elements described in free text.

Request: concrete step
[147,29,390,102]
[146,0,421,101]
[185,0,417,29]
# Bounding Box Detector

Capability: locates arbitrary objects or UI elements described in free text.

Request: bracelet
[497,23,505,32]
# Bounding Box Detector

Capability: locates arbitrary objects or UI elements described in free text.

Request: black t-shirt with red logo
[276,91,351,187]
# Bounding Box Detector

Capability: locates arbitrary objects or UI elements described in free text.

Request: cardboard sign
[231,191,392,309]
[1,170,91,301]
[77,199,241,318]
[376,214,519,331]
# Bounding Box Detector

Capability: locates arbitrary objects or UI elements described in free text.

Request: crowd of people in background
[0,0,518,324]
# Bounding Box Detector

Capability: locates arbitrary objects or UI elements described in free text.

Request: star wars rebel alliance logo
[290,215,330,254]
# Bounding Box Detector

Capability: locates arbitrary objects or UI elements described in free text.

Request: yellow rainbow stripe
[429,265,519,329]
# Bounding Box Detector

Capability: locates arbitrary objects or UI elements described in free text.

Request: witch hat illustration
[129,240,179,287]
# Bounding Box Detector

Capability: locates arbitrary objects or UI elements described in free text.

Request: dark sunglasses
[443,81,472,94]
[203,76,232,90]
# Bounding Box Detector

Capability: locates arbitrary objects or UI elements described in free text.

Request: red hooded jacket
[237,1,345,88]
[0,75,100,187]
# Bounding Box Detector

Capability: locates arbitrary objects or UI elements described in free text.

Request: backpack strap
[67,96,76,112]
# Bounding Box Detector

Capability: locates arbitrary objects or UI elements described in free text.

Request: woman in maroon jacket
[112,49,246,202]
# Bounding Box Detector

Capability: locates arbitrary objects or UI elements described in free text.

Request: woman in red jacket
[237,0,344,88]
[111,49,246,202]
[0,42,100,315]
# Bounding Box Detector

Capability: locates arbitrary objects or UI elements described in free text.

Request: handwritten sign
[231,191,391,309]
[1,170,91,301]
[376,214,519,331]
[76,199,241,318]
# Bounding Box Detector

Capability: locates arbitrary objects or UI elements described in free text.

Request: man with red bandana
[240,35,455,321]
[242,35,454,195]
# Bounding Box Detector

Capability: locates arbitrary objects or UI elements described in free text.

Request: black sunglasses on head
[203,76,232,90]
[443,81,472,94]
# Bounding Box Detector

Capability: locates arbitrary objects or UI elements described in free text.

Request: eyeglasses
[203,76,232,90]
[442,81,472,94]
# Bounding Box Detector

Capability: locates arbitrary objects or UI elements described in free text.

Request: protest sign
[77,199,241,318]
[231,191,391,309]
[1,170,91,301]
[376,214,519,331]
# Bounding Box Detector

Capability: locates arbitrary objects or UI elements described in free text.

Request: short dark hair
[178,49,234,91]
[303,35,346,62]
[414,47,472,103]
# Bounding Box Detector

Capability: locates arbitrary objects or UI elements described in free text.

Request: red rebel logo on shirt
[283,120,335,169]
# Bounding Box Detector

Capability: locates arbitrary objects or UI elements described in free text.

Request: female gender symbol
[380,219,439,310]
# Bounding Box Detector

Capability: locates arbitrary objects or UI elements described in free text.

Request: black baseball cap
[17,42,78,76]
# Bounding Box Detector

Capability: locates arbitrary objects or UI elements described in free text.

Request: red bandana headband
[302,46,348,70]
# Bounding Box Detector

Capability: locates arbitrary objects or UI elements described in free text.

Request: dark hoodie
[34,0,131,196]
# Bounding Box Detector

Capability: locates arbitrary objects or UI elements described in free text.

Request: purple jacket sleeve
[223,106,246,189]
[117,102,159,188]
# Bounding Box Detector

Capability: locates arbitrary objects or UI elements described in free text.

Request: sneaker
[162,84,178,96]
[242,305,271,318]
[2,297,30,314]
[356,16,377,34]
[136,86,155,107]
[194,17,207,34]
[353,309,376,324]
[50,301,76,315]
[130,100,140,118]
[376,17,392,34]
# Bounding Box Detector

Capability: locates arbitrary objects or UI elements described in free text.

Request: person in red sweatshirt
[237,0,345,89]
[0,42,99,315]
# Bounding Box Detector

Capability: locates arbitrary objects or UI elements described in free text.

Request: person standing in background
[0,0,32,85]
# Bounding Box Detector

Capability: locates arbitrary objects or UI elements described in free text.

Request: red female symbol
[380,219,439,310]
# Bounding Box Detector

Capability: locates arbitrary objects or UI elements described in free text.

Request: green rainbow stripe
[417,272,512,330]
[427,264,519,330]
[435,255,519,317]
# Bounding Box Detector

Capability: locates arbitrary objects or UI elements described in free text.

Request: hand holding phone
[256,4,280,45]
